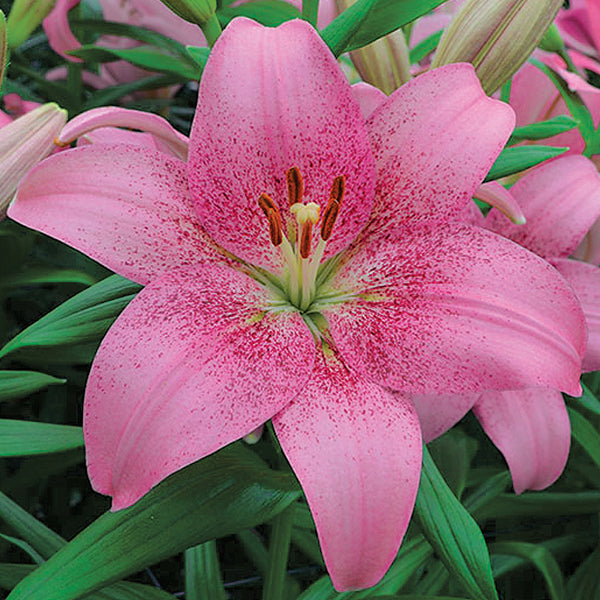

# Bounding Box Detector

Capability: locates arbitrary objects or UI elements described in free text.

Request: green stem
[185,540,226,600]
[558,48,582,76]
[200,14,222,48]
[262,503,296,600]
[302,0,319,27]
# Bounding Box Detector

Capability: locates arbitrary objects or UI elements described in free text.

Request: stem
[262,503,296,600]
[185,540,226,600]
[302,0,319,27]
[67,62,83,113]
[200,14,222,48]
[558,48,582,76]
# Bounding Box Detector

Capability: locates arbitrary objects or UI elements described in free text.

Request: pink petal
[557,4,598,56]
[574,218,600,264]
[485,155,600,259]
[188,18,375,271]
[273,351,421,591]
[411,392,480,443]
[364,64,514,236]
[351,82,387,120]
[553,257,600,372]
[325,223,585,396]
[9,144,222,286]
[570,49,600,76]
[75,126,173,155]
[85,262,315,510]
[473,389,570,493]
[58,107,189,160]
[43,0,83,62]
[473,181,525,225]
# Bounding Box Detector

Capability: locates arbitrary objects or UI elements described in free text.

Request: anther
[330,175,345,204]
[300,222,313,258]
[320,199,340,241]
[258,193,277,216]
[267,209,283,246]
[287,166,304,206]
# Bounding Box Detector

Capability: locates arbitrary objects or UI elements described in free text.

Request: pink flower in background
[9,19,586,591]
[557,0,600,60]
[414,155,600,493]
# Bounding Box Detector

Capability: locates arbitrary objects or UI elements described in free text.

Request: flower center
[258,166,344,311]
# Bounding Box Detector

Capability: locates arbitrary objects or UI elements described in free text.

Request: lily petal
[273,351,421,591]
[325,223,585,396]
[473,182,525,225]
[473,389,570,493]
[351,82,387,120]
[574,218,600,264]
[411,392,480,443]
[86,262,315,510]
[485,155,600,259]
[43,0,83,62]
[364,63,514,236]
[188,18,375,271]
[553,257,600,372]
[9,144,221,286]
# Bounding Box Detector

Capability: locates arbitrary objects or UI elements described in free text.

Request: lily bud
[156,0,217,26]
[538,23,565,53]
[0,11,6,89]
[0,103,67,217]
[336,0,410,94]
[432,0,563,94]
[7,0,57,49]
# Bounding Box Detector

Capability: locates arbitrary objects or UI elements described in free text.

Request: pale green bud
[157,0,217,26]
[0,11,7,89]
[538,23,565,53]
[432,0,563,94]
[7,0,57,49]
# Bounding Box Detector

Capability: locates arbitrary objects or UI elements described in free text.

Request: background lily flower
[8,18,586,591]
[414,154,600,493]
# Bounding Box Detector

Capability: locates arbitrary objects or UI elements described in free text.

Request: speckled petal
[273,351,421,592]
[485,155,600,259]
[411,392,480,443]
[85,262,315,510]
[9,144,222,286]
[363,64,514,236]
[553,257,600,372]
[188,18,375,271]
[473,389,570,493]
[351,82,387,119]
[325,224,585,396]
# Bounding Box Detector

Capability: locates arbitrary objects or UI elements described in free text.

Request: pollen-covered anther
[267,208,283,246]
[300,221,314,258]
[258,192,277,215]
[330,175,346,204]
[320,198,340,241]
[287,166,304,206]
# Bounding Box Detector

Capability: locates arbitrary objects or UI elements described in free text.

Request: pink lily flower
[9,19,586,590]
[414,155,600,493]
[557,0,600,60]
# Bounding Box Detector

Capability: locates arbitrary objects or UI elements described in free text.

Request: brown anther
[267,208,283,247]
[330,175,346,205]
[320,198,340,241]
[258,193,277,216]
[300,222,313,259]
[286,166,304,206]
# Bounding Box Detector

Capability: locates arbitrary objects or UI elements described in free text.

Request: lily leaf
[0,421,83,457]
[508,115,578,144]
[484,145,568,182]
[0,371,65,402]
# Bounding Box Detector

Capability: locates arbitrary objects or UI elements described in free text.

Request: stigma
[257,166,345,310]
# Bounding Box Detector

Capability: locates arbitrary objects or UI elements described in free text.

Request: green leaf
[508,115,578,144]
[0,535,44,565]
[0,269,96,289]
[185,541,226,600]
[484,146,568,182]
[0,275,141,363]
[0,371,65,402]
[321,0,448,58]
[570,384,600,416]
[408,30,443,64]
[218,0,301,26]
[69,45,201,80]
[568,406,600,473]
[482,491,600,519]
[490,542,565,600]
[186,46,210,71]
[414,446,498,600]
[567,547,600,600]
[7,444,300,600]
[0,421,83,457]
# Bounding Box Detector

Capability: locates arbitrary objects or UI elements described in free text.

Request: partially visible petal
[411,392,480,443]
[574,218,600,264]
[473,181,525,225]
[557,4,597,56]
[585,0,600,55]
[43,0,83,62]
[325,224,585,396]
[473,389,570,493]
[351,82,387,120]
[570,48,600,75]
[553,257,600,372]
[9,144,222,286]
[188,18,375,271]
[86,263,315,510]
[76,126,173,156]
[273,351,421,591]
[485,155,600,259]
[364,64,514,237]
[58,107,189,160]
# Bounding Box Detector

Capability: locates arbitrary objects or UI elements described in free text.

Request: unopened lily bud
[336,0,410,94]
[0,103,67,217]
[432,0,563,94]
[0,11,7,89]
[157,0,216,26]
[7,0,57,49]
[538,23,565,53]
